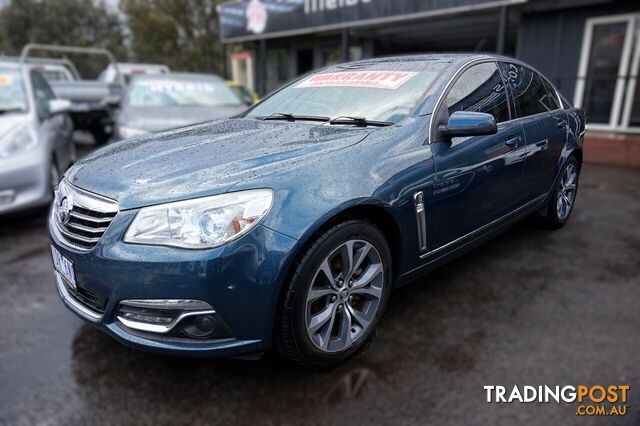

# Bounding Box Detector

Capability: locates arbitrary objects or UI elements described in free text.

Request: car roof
[131,72,224,82]
[0,60,23,70]
[0,57,74,71]
[110,62,169,69]
[325,53,529,71]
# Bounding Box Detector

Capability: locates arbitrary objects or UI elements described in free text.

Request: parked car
[0,61,74,215]
[21,44,124,146]
[49,54,585,368]
[226,80,259,106]
[114,73,247,140]
[99,62,170,85]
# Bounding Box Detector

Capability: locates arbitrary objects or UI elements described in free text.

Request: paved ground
[0,163,638,426]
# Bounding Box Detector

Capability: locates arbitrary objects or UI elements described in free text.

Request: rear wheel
[538,156,580,229]
[276,220,392,368]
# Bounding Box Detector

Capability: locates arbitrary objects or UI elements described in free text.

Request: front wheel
[275,220,392,368]
[538,156,580,229]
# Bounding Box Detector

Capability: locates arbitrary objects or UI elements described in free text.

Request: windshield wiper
[329,116,394,127]
[261,112,330,123]
[0,108,26,115]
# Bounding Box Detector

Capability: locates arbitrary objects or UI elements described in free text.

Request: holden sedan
[49,54,585,368]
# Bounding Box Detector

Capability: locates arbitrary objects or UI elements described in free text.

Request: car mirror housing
[48,99,72,115]
[438,111,498,138]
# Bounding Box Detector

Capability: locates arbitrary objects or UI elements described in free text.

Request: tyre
[276,220,392,368]
[537,156,580,229]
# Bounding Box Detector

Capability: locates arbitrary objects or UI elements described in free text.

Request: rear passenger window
[445,62,510,123]
[541,78,562,110]
[500,63,557,117]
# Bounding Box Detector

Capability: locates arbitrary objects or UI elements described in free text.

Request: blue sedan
[49,54,585,368]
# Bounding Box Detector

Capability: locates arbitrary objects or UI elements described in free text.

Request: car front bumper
[49,208,298,357]
[0,148,51,215]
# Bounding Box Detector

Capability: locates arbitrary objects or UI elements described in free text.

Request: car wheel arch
[268,202,403,345]
[571,148,583,171]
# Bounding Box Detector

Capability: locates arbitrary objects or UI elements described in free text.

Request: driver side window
[445,62,510,123]
[31,71,54,120]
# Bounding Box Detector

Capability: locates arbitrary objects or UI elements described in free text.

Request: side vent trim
[414,191,427,252]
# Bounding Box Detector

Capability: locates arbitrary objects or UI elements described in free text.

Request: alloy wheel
[305,239,384,353]
[556,163,577,220]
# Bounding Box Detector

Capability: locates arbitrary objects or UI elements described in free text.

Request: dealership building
[218,0,640,164]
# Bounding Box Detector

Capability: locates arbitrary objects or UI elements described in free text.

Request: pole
[496,6,508,55]
[341,28,350,62]
[222,43,228,80]
[259,38,267,96]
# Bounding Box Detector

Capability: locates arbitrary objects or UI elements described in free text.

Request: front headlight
[0,125,38,158]
[119,125,147,140]
[124,189,274,249]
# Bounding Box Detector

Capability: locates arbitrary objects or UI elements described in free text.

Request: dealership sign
[218,0,524,42]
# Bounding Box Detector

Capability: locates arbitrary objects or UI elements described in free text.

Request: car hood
[0,113,30,137]
[118,105,247,132]
[66,118,373,210]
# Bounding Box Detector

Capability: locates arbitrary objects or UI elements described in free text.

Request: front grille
[65,279,108,314]
[53,179,119,251]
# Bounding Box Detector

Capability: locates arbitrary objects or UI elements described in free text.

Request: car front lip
[49,207,298,357]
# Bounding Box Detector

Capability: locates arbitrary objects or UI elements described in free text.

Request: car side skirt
[396,193,548,287]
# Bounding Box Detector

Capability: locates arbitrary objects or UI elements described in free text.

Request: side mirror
[48,99,72,115]
[438,111,497,138]
[102,94,122,109]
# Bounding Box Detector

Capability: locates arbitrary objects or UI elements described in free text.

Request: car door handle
[505,136,521,147]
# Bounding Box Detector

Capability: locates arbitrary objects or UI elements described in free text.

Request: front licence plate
[51,245,76,288]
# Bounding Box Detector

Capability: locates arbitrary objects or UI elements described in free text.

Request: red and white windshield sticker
[295,71,418,90]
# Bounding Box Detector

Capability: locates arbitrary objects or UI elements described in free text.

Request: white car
[0,61,74,214]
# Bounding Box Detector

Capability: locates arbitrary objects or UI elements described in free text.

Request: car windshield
[127,77,244,108]
[0,69,28,113]
[246,62,448,124]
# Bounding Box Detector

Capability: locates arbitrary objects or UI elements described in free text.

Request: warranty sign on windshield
[295,71,418,90]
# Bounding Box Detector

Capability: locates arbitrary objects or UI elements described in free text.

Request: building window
[575,14,640,131]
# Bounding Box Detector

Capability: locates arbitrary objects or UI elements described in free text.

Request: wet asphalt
[0,162,639,426]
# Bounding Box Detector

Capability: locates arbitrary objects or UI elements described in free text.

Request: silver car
[0,61,74,215]
[115,73,246,140]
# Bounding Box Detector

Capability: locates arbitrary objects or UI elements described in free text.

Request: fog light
[115,299,233,340]
[180,314,218,339]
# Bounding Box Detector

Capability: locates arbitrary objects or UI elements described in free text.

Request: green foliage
[0,0,126,59]
[0,0,228,76]
[121,0,227,75]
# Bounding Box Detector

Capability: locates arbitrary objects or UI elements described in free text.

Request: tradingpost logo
[484,385,631,416]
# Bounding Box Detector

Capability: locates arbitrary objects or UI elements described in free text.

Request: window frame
[442,60,513,125]
[429,58,513,143]
[498,61,564,120]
